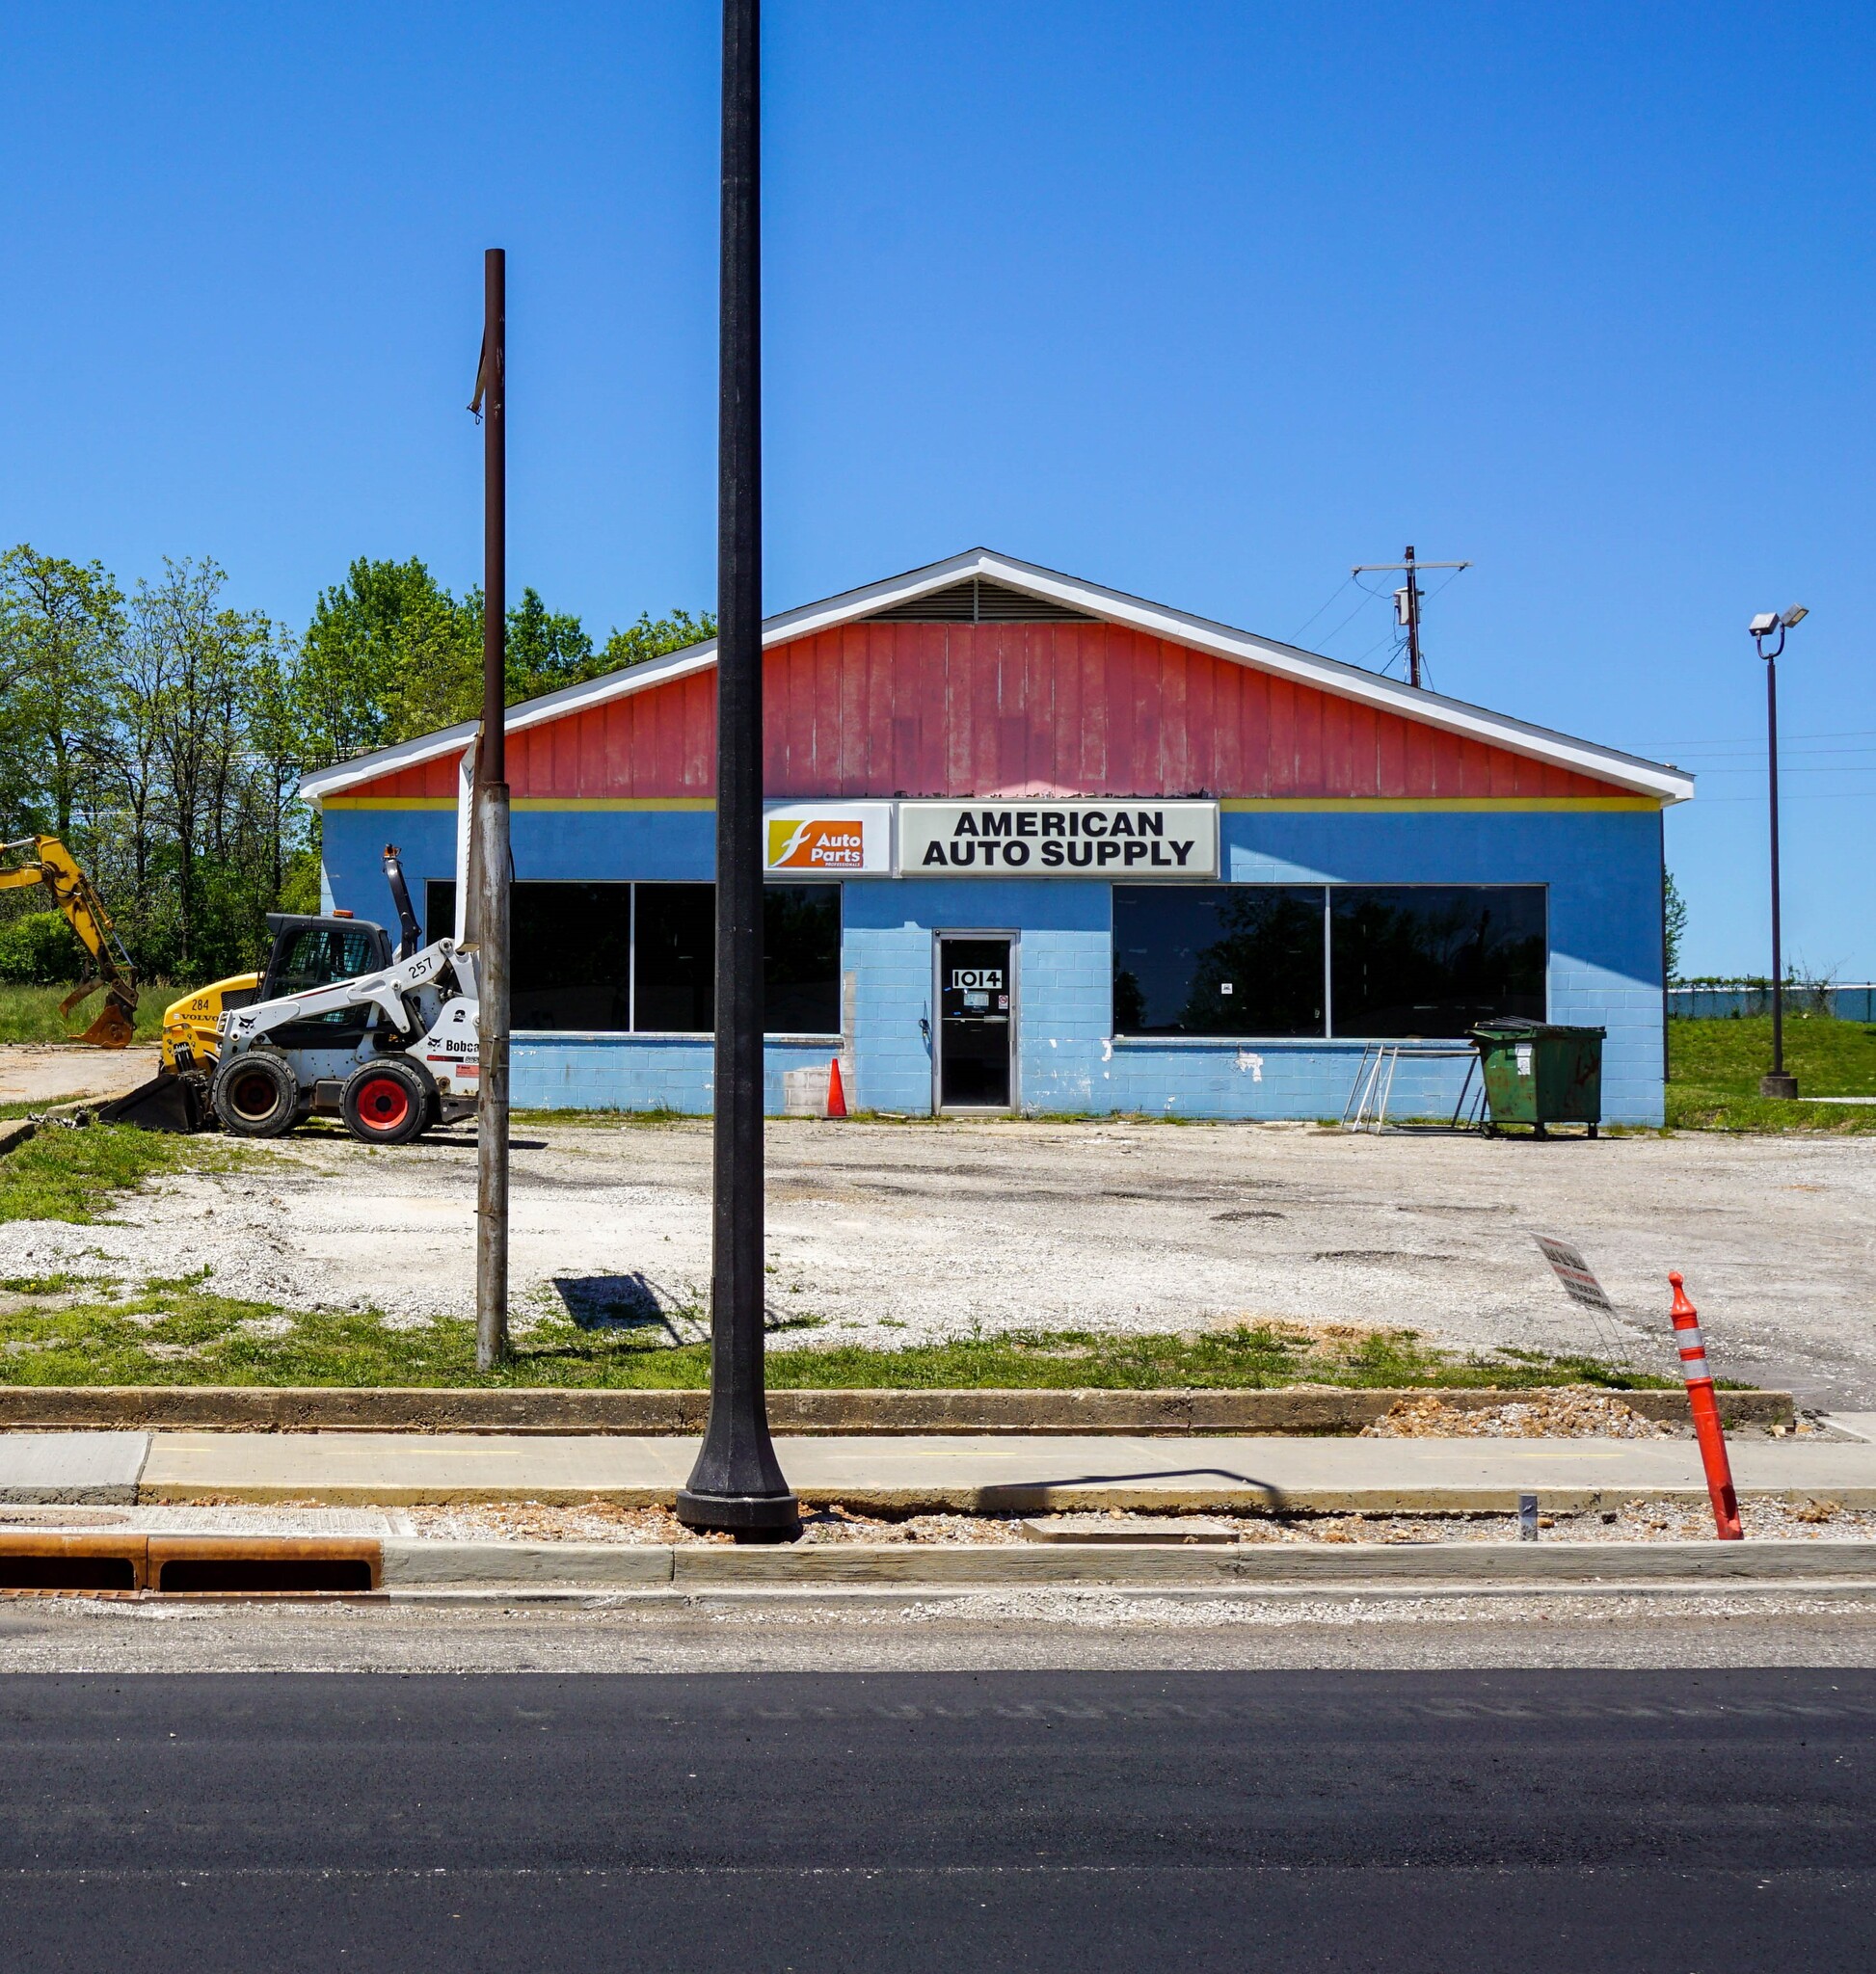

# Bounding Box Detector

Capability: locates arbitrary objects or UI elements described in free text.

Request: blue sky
[3,3,1870,975]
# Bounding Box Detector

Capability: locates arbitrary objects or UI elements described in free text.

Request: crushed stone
[397,1495,1876,1548]
[1359,1389,1675,1439]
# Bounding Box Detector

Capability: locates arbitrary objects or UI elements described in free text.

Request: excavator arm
[0,836,139,1047]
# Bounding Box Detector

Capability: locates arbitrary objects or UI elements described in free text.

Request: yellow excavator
[0,835,143,1048]
[0,834,262,1130]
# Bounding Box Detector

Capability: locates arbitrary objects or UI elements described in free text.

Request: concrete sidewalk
[7,1428,1876,1511]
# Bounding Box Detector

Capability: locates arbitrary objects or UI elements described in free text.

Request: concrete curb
[0,1383,1793,1435]
[0,1118,36,1157]
[375,1536,1876,1591]
[381,1579,1876,1610]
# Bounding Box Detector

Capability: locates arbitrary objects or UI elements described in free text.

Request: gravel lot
[6,1113,1876,1404]
[0,1044,159,1107]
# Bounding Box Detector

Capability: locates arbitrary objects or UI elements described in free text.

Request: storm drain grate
[153,1556,375,1594]
[0,1553,138,1591]
[0,1534,384,1596]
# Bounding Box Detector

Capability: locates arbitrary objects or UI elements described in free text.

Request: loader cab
[258,915,393,1046]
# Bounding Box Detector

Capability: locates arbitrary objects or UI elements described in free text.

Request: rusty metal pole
[474,247,511,1371]
[677,0,796,1536]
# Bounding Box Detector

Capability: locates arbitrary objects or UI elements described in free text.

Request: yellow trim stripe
[321,797,457,811]
[1219,796,1660,814]
[320,796,716,813]
[513,797,714,812]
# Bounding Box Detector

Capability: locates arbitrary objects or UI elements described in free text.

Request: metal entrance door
[937,937,1013,1108]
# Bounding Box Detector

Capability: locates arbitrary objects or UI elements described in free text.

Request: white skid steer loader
[206,849,481,1146]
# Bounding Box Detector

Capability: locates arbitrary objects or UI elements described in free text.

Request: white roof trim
[301,547,1693,804]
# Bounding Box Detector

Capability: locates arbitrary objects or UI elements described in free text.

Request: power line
[1290,575,1357,641]
[1654,728,1876,750]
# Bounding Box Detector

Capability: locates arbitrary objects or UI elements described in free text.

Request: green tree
[0,547,124,840]
[298,561,713,769]
[506,586,593,700]
[1664,869,1688,980]
[601,607,712,673]
[297,557,480,762]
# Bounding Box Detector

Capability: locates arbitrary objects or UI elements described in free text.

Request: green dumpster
[1469,1018,1605,1138]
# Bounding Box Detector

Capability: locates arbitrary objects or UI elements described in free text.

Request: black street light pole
[677,0,797,1538]
[1751,606,1808,1101]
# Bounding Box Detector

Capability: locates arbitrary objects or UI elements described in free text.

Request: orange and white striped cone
[826,1056,848,1119]
[1669,1271,1744,1541]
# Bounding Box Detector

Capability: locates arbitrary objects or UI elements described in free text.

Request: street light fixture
[1750,604,1809,1100]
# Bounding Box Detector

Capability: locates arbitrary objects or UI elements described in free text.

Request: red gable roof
[338,620,1636,804]
[305,549,1687,809]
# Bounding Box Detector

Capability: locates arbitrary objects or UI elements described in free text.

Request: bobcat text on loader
[102,846,479,1146]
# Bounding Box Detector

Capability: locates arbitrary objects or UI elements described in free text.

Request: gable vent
[868,577,1097,624]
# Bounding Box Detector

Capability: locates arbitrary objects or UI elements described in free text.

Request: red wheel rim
[356,1076,412,1133]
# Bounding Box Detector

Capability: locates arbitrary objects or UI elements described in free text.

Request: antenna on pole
[1351,547,1470,689]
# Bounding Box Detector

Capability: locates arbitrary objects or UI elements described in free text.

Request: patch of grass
[1667,1014,1876,1134]
[0,982,192,1046]
[0,1124,255,1224]
[0,1295,1680,1391]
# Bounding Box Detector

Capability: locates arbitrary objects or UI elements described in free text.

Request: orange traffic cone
[826,1056,848,1119]
[1668,1271,1743,1541]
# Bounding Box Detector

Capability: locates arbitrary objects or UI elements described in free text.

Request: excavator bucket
[97,1072,205,1134]
[74,1002,136,1049]
[58,981,135,1049]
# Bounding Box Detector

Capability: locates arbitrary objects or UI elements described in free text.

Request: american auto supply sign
[898,801,1218,877]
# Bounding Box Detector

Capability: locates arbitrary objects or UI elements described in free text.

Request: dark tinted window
[633,884,715,1033]
[764,885,842,1034]
[512,884,632,1031]
[1113,886,1327,1036]
[424,877,839,1036]
[426,879,456,946]
[275,926,381,996]
[1329,886,1546,1037]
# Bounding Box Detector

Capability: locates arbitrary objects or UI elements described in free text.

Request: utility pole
[677,0,797,1539]
[469,248,510,1370]
[1350,547,1470,689]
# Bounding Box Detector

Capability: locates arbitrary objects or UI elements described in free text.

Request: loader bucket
[97,1073,205,1134]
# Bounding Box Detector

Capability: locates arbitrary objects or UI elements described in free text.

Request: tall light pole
[470,247,510,1369]
[1750,605,1809,1101]
[677,0,798,1539]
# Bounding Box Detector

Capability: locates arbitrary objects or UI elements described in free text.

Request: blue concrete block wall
[319,801,1667,1123]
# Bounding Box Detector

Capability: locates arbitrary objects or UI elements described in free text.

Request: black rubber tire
[210,1049,302,1138]
[340,1056,435,1146]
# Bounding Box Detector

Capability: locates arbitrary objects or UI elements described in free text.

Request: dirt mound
[1360,1388,1675,1439]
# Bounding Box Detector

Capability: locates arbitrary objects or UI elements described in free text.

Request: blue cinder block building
[300,550,1690,1123]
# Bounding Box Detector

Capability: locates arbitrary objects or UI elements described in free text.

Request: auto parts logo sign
[767,816,868,869]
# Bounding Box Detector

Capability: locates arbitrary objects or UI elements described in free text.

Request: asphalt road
[0,1666,1869,1972]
